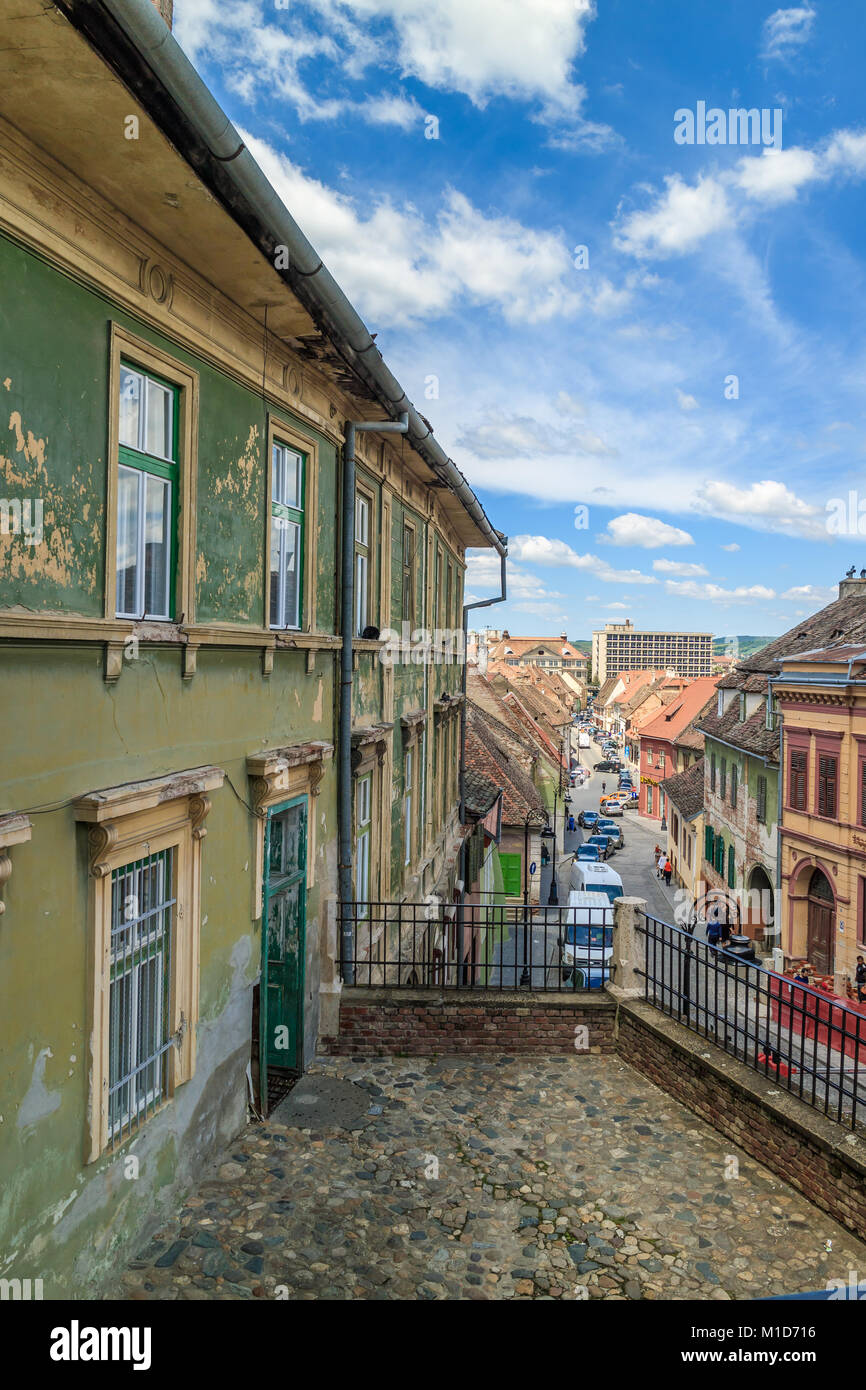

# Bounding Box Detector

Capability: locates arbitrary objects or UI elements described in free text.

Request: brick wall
[322,988,616,1056]
[617,999,866,1241]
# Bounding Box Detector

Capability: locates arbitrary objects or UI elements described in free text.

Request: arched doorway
[806,868,834,975]
[746,864,775,943]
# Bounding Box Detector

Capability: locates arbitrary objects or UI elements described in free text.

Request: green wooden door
[261,798,307,1102]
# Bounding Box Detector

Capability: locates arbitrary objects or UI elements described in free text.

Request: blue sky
[175,0,866,640]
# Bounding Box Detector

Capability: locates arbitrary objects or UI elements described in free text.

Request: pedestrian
[568,813,575,834]
[601,781,606,795]
[663,857,672,887]
[793,962,810,986]
[856,956,866,1004]
[656,851,666,880]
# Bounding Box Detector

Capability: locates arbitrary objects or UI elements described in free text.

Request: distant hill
[713,635,774,661]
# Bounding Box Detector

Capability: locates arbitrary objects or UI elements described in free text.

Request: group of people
[653,845,672,886]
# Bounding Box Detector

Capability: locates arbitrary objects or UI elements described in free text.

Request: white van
[568,860,624,904]
[560,891,614,985]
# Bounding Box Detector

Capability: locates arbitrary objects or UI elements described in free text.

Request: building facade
[592,620,713,685]
[0,0,502,1295]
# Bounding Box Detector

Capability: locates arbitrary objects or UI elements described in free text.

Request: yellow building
[776,644,866,995]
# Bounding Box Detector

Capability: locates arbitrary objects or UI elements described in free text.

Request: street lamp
[521,808,547,986]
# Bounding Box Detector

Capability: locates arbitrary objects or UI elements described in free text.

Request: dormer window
[739,692,746,721]
[717,690,724,716]
[765,697,775,732]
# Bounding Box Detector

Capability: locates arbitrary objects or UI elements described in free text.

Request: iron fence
[339,898,613,991]
[639,913,866,1130]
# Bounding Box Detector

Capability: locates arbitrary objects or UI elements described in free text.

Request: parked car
[574,843,600,862]
[597,818,625,849]
[622,791,639,810]
[599,796,625,816]
[593,760,619,772]
[585,834,614,861]
[578,809,599,829]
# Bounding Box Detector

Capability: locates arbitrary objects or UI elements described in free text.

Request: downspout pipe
[769,677,783,956]
[72,0,507,563]
[339,415,408,985]
[456,550,508,973]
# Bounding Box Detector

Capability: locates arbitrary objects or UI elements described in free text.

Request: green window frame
[715,833,725,876]
[269,440,305,630]
[705,824,714,862]
[402,522,416,625]
[116,361,180,620]
[727,843,736,889]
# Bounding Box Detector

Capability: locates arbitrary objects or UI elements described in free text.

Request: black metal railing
[339,899,613,991]
[639,913,866,1130]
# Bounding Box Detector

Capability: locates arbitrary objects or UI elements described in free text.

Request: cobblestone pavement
[113,1053,866,1301]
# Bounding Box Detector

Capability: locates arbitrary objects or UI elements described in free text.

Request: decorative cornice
[246,741,334,816]
[0,813,32,914]
[73,766,225,825]
[400,709,427,745]
[351,723,393,772]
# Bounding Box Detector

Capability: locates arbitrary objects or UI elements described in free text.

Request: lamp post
[521,808,546,986]
[548,738,568,906]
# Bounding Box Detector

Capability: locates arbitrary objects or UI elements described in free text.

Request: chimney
[150,0,173,26]
[839,574,866,600]
[560,631,568,642]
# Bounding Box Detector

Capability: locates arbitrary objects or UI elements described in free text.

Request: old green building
[0,0,505,1294]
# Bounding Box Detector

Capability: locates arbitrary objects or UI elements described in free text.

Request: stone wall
[322,989,616,1056]
[616,998,866,1241]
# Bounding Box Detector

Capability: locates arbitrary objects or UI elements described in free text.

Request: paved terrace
[112,1053,866,1301]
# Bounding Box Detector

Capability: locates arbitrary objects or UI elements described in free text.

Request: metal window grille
[108,848,175,1142]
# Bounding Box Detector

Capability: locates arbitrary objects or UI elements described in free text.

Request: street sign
[529,862,537,875]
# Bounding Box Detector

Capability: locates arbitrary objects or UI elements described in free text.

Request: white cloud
[761,5,816,62]
[676,388,699,412]
[243,132,597,326]
[691,479,825,537]
[614,174,734,259]
[780,584,837,603]
[653,558,709,577]
[615,127,866,261]
[601,513,695,548]
[458,413,615,459]
[508,535,658,584]
[605,602,628,609]
[720,543,741,552]
[664,580,777,603]
[177,0,614,144]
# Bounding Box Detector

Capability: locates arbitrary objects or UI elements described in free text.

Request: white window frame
[269,441,305,631]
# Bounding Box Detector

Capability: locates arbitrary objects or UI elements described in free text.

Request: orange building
[776,644,866,994]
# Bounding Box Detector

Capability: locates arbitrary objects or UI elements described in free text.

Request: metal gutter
[59,0,506,561]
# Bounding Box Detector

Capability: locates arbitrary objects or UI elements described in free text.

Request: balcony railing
[339,899,612,992]
[639,913,866,1131]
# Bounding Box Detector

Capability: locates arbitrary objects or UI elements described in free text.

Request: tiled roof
[697,680,779,762]
[463,768,501,819]
[465,704,546,824]
[662,758,704,820]
[638,678,721,743]
[738,589,866,673]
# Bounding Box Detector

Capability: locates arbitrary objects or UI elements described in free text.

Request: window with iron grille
[108,850,175,1142]
[757,774,767,823]
[818,754,838,818]
[355,774,372,918]
[789,747,807,810]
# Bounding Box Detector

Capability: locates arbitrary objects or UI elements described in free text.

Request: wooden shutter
[790,749,806,810]
[818,755,837,818]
